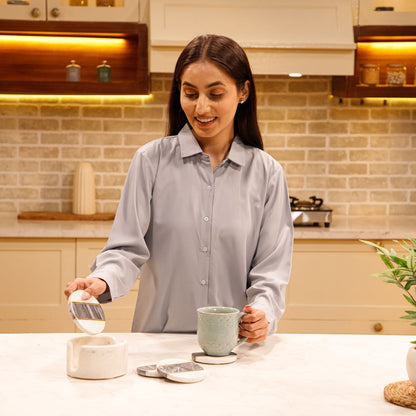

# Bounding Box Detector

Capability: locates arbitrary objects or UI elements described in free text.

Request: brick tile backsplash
[1,74,416,217]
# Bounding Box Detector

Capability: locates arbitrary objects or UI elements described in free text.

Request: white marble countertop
[1,214,416,239]
[0,332,415,416]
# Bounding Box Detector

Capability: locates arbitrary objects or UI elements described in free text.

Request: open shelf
[0,20,149,95]
[332,26,416,98]
[332,78,416,98]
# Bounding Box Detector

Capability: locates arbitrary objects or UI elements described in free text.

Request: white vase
[406,346,416,386]
[72,162,96,215]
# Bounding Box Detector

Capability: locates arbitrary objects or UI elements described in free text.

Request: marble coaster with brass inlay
[156,358,207,383]
[192,352,237,364]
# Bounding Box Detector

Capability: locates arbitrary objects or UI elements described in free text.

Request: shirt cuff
[96,278,112,303]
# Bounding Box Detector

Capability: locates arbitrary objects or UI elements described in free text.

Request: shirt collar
[178,124,203,158]
[178,123,246,167]
[227,136,246,167]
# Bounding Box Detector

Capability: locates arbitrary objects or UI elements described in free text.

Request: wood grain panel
[0,21,149,94]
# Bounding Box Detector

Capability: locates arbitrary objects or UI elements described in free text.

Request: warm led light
[0,94,153,100]
[363,97,416,105]
[329,96,416,105]
[358,42,416,53]
[1,35,126,48]
[288,73,302,78]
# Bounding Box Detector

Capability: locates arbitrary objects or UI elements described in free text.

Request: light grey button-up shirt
[88,124,293,334]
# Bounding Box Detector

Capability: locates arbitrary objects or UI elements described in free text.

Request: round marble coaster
[68,290,105,335]
[192,352,237,365]
[156,358,207,383]
[136,364,163,378]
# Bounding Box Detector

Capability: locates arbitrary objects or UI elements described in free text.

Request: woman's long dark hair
[167,34,263,150]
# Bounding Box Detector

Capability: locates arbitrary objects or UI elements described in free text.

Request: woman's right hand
[64,277,107,300]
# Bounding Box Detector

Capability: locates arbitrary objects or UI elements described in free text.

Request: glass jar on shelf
[359,63,380,86]
[66,60,81,82]
[386,63,407,86]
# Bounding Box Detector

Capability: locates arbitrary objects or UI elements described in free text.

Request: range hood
[149,0,356,76]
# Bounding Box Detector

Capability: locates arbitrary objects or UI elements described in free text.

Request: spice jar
[66,60,81,82]
[386,63,406,85]
[360,64,380,85]
[97,60,111,82]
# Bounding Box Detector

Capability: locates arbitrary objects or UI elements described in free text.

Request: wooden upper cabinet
[0,0,139,22]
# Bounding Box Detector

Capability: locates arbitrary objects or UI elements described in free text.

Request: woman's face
[180,60,248,144]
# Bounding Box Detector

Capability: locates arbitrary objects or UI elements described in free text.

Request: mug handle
[237,312,248,345]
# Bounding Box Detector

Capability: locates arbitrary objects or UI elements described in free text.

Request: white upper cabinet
[149,0,355,76]
[0,0,139,21]
[359,0,416,25]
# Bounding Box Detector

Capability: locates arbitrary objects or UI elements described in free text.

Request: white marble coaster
[192,352,237,365]
[156,358,206,383]
[68,290,105,335]
[136,364,163,378]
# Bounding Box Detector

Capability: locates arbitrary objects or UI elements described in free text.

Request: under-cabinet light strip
[1,35,126,47]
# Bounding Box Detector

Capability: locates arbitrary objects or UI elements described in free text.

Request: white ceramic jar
[67,335,128,380]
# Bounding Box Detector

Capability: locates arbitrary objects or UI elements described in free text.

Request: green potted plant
[361,237,416,386]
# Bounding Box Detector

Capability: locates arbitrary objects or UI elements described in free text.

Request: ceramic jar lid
[68,290,105,335]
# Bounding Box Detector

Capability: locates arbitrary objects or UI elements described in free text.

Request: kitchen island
[0,332,415,415]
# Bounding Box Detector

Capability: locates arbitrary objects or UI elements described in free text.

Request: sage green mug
[197,306,247,357]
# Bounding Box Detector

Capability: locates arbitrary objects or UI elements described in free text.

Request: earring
[239,100,245,104]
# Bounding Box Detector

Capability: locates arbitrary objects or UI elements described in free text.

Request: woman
[65,34,293,343]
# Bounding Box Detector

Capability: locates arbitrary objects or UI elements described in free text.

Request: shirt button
[201,246,208,252]
[203,216,209,222]
[207,185,212,190]
[201,280,207,285]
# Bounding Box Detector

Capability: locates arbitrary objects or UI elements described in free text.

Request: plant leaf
[407,250,415,271]
[404,295,416,307]
[360,240,390,256]
[390,255,408,267]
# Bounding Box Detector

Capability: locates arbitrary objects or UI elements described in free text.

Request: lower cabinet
[0,238,76,332]
[0,238,138,333]
[0,237,412,335]
[278,239,412,335]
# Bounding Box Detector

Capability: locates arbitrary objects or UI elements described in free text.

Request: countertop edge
[1,215,416,240]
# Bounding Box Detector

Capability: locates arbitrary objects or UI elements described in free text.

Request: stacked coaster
[137,352,239,383]
[137,358,206,383]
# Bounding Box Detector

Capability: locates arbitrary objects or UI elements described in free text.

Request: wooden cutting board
[17,212,115,221]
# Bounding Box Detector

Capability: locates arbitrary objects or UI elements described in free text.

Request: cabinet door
[0,0,45,20]
[46,0,138,22]
[0,238,76,333]
[76,238,140,332]
[278,239,412,335]
[359,0,416,25]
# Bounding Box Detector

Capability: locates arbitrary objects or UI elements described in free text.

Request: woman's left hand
[239,305,268,343]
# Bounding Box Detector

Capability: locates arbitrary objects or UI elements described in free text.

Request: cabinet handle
[373,322,383,332]
[31,8,41,18]
[50,8,61,17]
